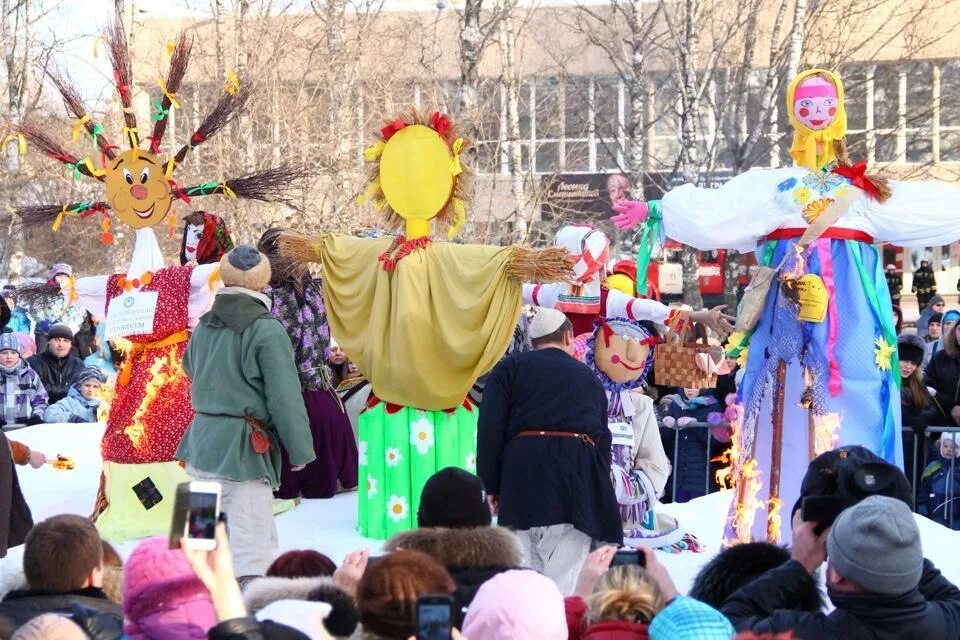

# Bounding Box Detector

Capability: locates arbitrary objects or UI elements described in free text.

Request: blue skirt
[730,237,901,543]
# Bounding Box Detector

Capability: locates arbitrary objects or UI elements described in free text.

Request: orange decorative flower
[802,197,835,224]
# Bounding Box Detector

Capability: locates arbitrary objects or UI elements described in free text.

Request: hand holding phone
[610,548,646,568]
[416,595,455,640]
[169,481,222,551]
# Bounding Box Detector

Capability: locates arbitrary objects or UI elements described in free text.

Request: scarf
[583,318,654,419]
[786,69,847,171]
[181,212,235,265]
[1,361,26,424]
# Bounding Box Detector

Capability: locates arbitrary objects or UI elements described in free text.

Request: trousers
[515,523,592,595]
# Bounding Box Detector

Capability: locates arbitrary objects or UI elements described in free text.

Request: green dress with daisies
[358,398,478,539]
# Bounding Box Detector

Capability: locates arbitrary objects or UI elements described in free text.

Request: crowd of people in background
[5,253,960,638]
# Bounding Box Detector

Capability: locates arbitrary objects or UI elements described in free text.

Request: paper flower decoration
[874,336,896,371]
[386,495,409,523]
[802,198,835,224]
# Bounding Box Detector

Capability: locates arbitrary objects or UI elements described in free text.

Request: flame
[766,496,784,544]
[124,346,185,450]
[729,458,764,544]
[813,412,842,456]
[96,376,117,423]
[719,402,766,544]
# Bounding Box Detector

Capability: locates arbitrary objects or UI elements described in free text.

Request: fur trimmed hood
[242,575,341,614]
[383,526,523,570]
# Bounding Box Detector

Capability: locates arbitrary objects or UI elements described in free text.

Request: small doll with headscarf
[584,317,683,548]
[180,211,235,266]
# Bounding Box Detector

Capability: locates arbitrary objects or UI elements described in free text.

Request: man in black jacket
[478,307,621,595]
[0,514,122,638]
[722,495,960,639]
[27,323,85,404]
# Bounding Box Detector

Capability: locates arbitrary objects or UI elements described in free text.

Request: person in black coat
[0,515,122,638]
[26,323,85,404]
[924,322,960,426]
[478,308,621,595]
[722,496,960,639]
[0,431,33,561]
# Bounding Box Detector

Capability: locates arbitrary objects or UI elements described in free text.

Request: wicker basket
[654,318,722,390]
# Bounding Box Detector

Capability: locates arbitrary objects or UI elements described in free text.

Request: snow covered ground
[3,422,959,598]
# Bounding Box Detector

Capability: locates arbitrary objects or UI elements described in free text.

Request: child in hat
[43,366,106,424]
[0,332,48,430]
[918,433,960,530]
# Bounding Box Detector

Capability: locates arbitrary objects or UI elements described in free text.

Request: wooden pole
[768,359,788,541]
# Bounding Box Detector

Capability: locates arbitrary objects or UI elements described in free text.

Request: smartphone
[610,548,646,568]
[416,594,455,640]
[800,496,845,535]
[168,481,221,550]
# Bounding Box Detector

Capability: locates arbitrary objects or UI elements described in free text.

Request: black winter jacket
[0,588,122,639]
[722,559,960,640]
[924,350,960,423]
[26,350,85,404]
[208,617,310,640]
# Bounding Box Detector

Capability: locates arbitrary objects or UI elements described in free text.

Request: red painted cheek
[798,107,810,117]
[828,107,837,116]
[611,354,621,364]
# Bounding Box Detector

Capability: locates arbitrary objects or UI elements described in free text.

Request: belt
[515,430,595,447]
[765,227,874,243]
[117,330,190,387]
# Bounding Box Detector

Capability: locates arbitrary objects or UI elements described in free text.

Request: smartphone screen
[417,598,453,640]
[187,491,218,541]
[610,549,646,568]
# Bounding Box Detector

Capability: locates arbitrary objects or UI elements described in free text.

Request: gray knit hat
[0,332,20,355]
[827,494,922,595]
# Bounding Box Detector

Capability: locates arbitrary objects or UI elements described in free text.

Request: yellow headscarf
[786,69,847,171]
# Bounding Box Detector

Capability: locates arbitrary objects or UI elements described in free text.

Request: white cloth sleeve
[853,179,960,247]
[188,264,222,329]
[661,167,799,252]
[522,283,561,309]
[606,288,671,324]
[72,276,110,319]
[630,393,671,497]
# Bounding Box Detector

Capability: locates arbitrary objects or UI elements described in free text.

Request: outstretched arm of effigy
[276,231,325,265]
[857,179,960,247]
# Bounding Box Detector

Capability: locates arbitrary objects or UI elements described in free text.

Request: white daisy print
[367,476,378,499]
[358,441,368,467]
[410,418,435,456]
[386,495,409,523]
[465,452,477,471]
[386,447,402,467]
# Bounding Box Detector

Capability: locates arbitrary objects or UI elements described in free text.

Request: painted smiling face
[595,319,653,385]
[104,149,173,229]
[793,75,839,131]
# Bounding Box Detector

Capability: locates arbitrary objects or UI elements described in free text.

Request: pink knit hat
[462,570,568,640]
[122,536,218,639]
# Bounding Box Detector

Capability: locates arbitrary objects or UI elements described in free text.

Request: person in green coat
[176,245,316,576]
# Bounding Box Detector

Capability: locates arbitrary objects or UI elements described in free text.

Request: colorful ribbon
[92,35,109,58]
[72,115,92,143]
[635,200,662,296]
[2,133,26,156]
[224,70,240,95]
[431,111,452,137]
[363,141,385,162]
[156,78,181,110]
[219,182,237,199]
[151,98,170,122]
[816,241,842,396]
[122,127,139,148]
[832,162,881,201]
[450,138,464,176]
[381,120,407,140]
[164,158,177,179]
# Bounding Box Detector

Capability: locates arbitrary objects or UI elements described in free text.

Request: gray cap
[827,494,922,595]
